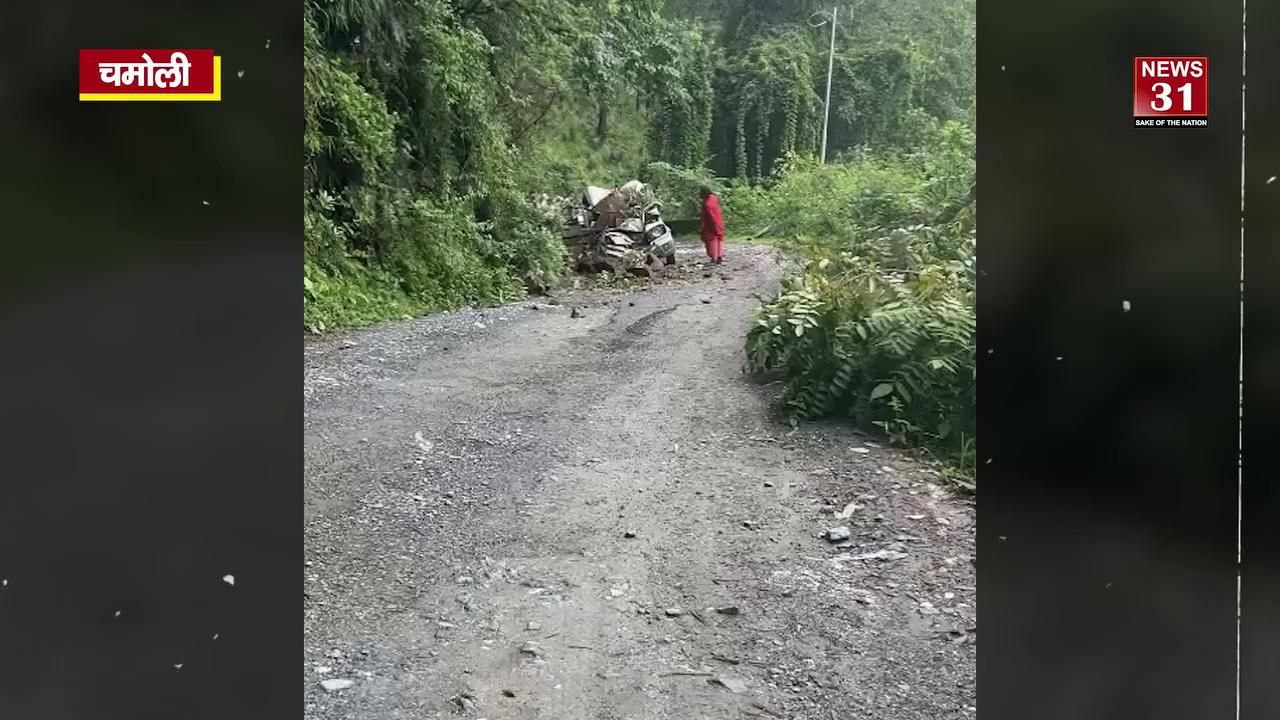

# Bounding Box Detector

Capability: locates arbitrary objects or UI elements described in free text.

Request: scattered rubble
[844,548,909,562]
[834,502,862,520]
[320,679,354,693]
[710,675,749,694]
[449,691,477,712]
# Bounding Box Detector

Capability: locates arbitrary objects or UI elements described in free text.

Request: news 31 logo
[79,49,221,101]
[1133,56,1208,128]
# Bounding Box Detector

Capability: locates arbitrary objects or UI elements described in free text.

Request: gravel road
[304,243,976,720]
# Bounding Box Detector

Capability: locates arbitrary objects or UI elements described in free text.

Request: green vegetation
[741,123,975,486]
[303,0,708,331]
[303,0,975,480]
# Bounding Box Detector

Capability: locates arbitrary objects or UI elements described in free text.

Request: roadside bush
[303,193,526,332]
[744,123,975,485]
[726,120,974,245]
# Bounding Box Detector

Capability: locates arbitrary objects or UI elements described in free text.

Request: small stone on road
[320,679,355,692]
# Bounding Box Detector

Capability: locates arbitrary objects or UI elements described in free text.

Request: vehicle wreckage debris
[565,180,678,278]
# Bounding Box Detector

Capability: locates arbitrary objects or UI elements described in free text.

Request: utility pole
[819,5,837,164]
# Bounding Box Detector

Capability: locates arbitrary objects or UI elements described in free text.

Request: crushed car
[564,180,676,277]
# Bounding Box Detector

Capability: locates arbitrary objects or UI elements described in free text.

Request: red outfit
[700,193,725,262]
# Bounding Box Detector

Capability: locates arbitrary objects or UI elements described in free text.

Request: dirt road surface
[304,243,976,720]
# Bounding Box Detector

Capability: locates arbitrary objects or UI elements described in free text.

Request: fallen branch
[659,671,714,677]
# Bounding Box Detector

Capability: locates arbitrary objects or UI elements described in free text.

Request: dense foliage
[669,0,977,179]
[303,0,708,331]
[741,123,975,483]
[304,0,974,329]
[302,0,976,477]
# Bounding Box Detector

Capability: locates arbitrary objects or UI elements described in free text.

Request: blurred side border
[0,2,299,718]
[979,0,1261,718]
[1241,0,1280,715]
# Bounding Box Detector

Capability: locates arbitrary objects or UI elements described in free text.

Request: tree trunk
[596,104,610,139]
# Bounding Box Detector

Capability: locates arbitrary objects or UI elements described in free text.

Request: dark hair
[699,184,713,199]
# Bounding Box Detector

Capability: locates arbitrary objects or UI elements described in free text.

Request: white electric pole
[818,6,837,164]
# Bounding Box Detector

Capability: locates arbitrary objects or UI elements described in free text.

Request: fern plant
[747,228,975,464]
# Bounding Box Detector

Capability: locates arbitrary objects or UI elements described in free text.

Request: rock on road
[304,243,976,720]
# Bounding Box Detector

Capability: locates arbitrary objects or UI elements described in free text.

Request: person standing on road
[699,185,725,264]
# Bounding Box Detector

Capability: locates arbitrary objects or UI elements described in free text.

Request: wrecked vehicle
[565,181,676,277]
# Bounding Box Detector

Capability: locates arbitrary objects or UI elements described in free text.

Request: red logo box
[79,49,221,101]
[1133,56,1207,118]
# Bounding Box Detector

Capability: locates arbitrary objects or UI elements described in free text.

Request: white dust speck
[201,200,210,206]
[114,610,121,618]
[1269,176,1277,184]
[1056,356,1063,361]
[987,348,994,355]
[213,633,220,640]
[236,70,245,78]
[999,535,1008,541]
[174,664,184,670]
[222,574,235,586]
[1122,300,1131,312]
[265,39,272,49]
[985,458,992,465]
[2,579,7,587]
[1001,65,1006,71]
